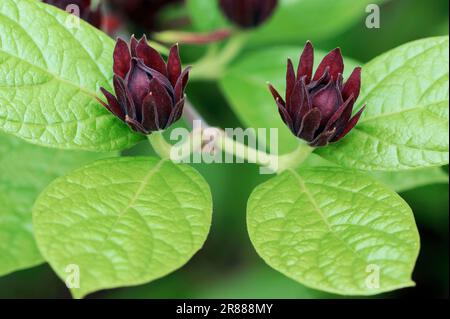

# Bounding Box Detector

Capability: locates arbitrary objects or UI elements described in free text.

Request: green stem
[218,132,278,171]
[219,133,314,173]
[150,101,314,170]
[277,143,315,173]
[148,127,314,173]
[148,132,172,159]
[148,129,203,162]
[190,32,248,80]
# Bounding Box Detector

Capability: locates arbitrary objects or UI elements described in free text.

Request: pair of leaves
[22,151,431,296]
[187,0,387,46]
[0,132,114,277]
[221,37,449,170]
[0,0,143,151]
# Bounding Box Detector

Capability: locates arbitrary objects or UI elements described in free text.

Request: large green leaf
[0,132,114,277]
[187,0,386,45]
[33,157,213,298]
[0,0,143,151]
[247,167,420,295]
[220,46,360,153]
[318,37,449,170]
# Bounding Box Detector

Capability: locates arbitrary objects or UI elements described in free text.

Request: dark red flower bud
[268,42,366,147]
[108,0,186,32]
[42,0,102,28]
[219,0,278,29]
[99,36,190,134]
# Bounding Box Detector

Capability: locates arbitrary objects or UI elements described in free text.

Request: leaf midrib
[290,171,367,260]
[93,160,166,255]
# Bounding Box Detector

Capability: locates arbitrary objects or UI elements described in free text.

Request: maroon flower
[42,0,102,28]
[99,36,190,134]
[219,0,278,28]
[268,42,366,147]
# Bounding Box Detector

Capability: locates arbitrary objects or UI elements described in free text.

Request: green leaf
[33,157,213,298]
[317,37,449,170]
[0,132,114,277]
[371,168,448,193]
[187,0,386,45]
[0,0,143,151]
[247,167,420,295]
[220,46,360,153]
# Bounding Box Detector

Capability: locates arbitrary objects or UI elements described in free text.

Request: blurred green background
[0,0,448,298]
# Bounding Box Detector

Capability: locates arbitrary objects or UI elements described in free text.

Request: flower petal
[332,105,366,142]
[135,35,168,76]
[307,67,331,96]
[99,87,126,121]
[297,41,314,83]
[310,128,336,147]
[168,97,186,125]
[342,67,362,102]
[286,58,296,105]
[137,60,174,96]
[276,99,294,132]
[130,35,139,57]
[113,75,136,120]
[268,83,285,107]
[126,115,149,134]
[113,38,131,78]
[288,79,303,114]
[126,58,151,117]
[298,108,321,141]
[324,95,354,131]
[311,80,342,126]
[174,67,191,102]
[313,48,344,81]
[293,79,311,132]
[167,44,182,87]
[142,79,174,130]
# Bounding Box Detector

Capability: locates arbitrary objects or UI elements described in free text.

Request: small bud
[268,42,366,147]
[219,0,278,29]
[99,36,190,134]
[108,0,185,32]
